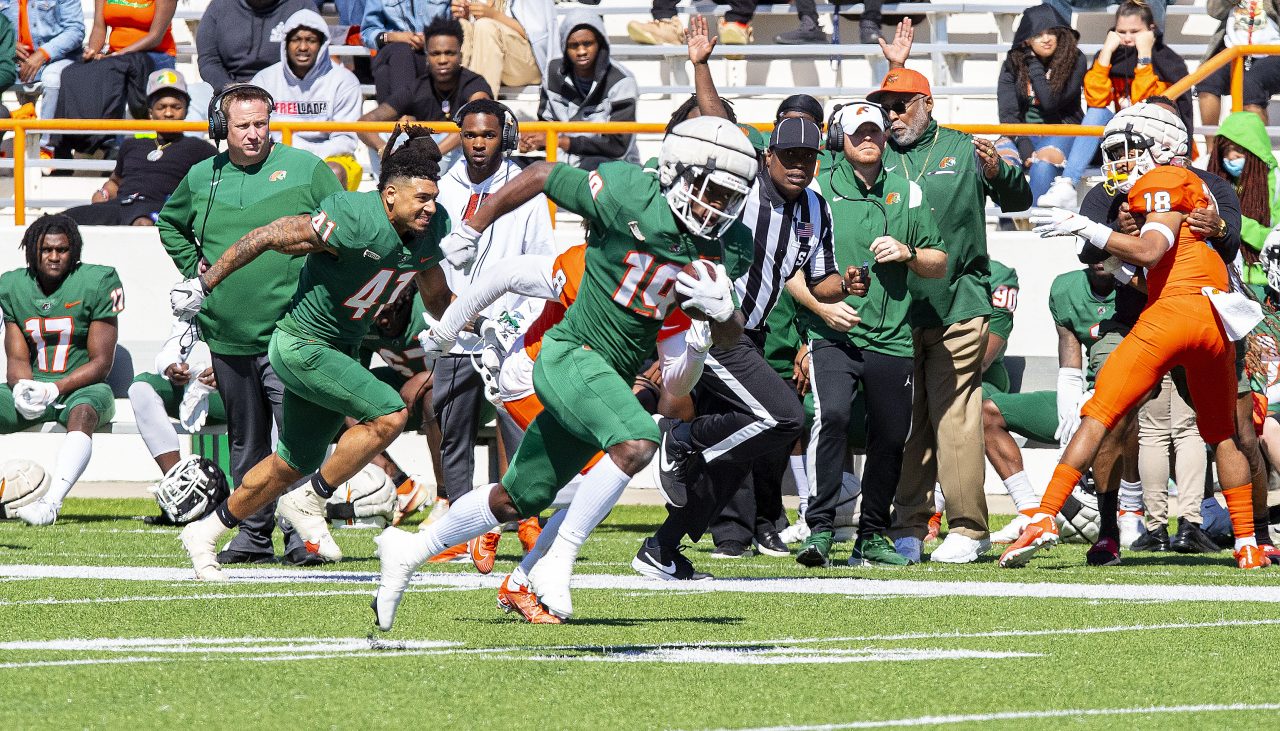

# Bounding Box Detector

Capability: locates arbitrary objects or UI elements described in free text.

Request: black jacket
[998,5,1087,157]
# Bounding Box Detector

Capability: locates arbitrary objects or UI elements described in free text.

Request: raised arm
[431,254,558,343]
[467,162,556,233]
[687,15,730,120]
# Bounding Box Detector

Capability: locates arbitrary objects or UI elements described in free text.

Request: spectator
[1136,373,1215,553]
[2,0,84,124]
[1198,0,1280,129]
[359,18,491,160]
[1040,0,1190,209]
[0,13,14,132]
[520,9,639,169]
[63,70,216,226]
[365,0,451,101]
[452,0,553,96]
[1207,111,1280,286]
[997,4,1086,204]
[252,9,364,190]
[1046,0,1168,30]
[628,1,758,45]
[775,0,829,45]
[197,0,314,91]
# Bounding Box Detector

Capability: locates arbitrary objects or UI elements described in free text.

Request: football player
[0,215,124,525]
[170,125,455,580]
[371,115,759,631]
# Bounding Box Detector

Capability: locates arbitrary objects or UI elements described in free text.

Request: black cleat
[753,530,790,557]
[216,548,275,565]
[1130,524,1170,552]
[283,546,326,566]
[710,542,752,559]
[1171,520,1222,554]
[632,538,713,580]
[656,418,699,508]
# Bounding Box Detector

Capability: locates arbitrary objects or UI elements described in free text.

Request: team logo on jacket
[885,192,901,205]
[270,170,287,182]
[939,157,957,169]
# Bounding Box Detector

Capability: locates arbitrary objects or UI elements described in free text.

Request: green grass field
[3,498,1280,729]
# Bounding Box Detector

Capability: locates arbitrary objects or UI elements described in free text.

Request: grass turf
[1,498,1278,729]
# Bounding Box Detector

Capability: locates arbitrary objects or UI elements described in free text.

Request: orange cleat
[470,529,501,574]
[925,512,942,542]
[517,516,542,554]
[392,479,432,526]
[998,513,1059,568]
[427,542,469,564]
[497,575,562,624]
[1235,544,1271,570]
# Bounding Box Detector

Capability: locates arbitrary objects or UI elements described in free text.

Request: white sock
[790,455,808,517]
[1236,536,1259,551]
[556,456,630,550]
[1118,480,1144,512]
[512,510,565,587]
[414,483,500,563]
[933,486,945,514]
[128,381,181,459]
[46,432,92,506]
[1003,471,1038,513]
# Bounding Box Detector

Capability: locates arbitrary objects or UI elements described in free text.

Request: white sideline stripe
[0,587,473,607]
[716,703,1280,731]
[523,647,1040,665]
[5,564,1280,604]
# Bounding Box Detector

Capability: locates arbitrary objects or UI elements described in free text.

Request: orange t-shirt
[103,0,175,55]
[1128,166,1228,301]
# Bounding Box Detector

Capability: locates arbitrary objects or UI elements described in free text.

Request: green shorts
[1088,330,1124,377]
[982,359,1011,397]
[987,389,1058,445]
[131,372,226,424]
[270,329,405,474]
[0,381,115,434]
[500,335,660,516]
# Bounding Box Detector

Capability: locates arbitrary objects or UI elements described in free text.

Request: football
[676,260,718,321]
[0,459,51,519]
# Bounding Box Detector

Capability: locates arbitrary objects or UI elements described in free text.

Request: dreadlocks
[379,123,442,190]
[1011,26,1080,97]
[665,95,737,135]
[20,214,82,278]
[1208,143,1271,229]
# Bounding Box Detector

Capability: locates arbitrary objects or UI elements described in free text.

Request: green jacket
[0,15,15,91]
[1216,111,1279,286]
[879,120,1031,328]
[158,143,343,356]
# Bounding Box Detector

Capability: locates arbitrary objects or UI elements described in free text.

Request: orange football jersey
[1128,166,1228,300]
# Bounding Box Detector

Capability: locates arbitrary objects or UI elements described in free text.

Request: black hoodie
[998,4,1087,143]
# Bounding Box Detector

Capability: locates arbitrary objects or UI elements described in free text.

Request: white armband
[1139,221,1176,251]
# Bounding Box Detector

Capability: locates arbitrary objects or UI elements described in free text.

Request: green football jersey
[987,260,1019,342]
[0,264,124,383]
[277,190,448,348]
[543,162,754,376]
[360,296,433,378]
[1048,269,1116,382]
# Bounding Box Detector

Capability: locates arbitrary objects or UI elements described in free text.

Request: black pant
[656,333,803,544]
[806,339,913,536]
[211,353,303,556]
[64,196,163,226]
[371,42,425,105]
[431,354,524,502]
[653,0,757,24]
[710,443,790,547]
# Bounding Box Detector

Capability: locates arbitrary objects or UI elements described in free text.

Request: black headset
[207,83,275,143]
[453,100,519,153]
[825,101,888,152]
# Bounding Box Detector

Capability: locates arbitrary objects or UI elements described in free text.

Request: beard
[890,114,930,147]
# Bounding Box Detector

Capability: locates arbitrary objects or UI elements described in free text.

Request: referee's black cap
[769,117,822,151]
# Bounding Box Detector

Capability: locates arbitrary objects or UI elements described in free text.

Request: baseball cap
[833,101,887,136]
[775,94,824,123]
[146,69,189,100]
[769,117,822,150]
[867,68,932,103]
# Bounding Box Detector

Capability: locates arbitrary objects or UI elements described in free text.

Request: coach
[158,83,343,566]
[868,65,1032,564]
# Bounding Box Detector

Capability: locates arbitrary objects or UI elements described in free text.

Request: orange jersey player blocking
[419,243,706,622]
[1007,103,1268,570]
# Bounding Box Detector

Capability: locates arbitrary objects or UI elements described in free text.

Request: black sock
[1098,490,1119,543]
[311,472,337,499]
[1256,519,1271,547]
[653,511,687,548]
[215,502,241,529]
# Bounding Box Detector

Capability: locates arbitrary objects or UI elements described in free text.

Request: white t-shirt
[1225,0,1280,50]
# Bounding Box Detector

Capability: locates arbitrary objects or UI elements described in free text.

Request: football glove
[685,320,713,354]
[179,379,215,432]
[1055,368,1087,443]
[14,379,57,420]
[416,312,453,362]
[440,223,481,269]
[675,261,734,323]
[170,277,208,322]
[1032,208,1112,249]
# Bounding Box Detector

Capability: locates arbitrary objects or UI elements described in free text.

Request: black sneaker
[1130,524,1170,552]
[656,418,699,508]
[217,548,276,565]
[753,530,790,557]
[859,18,882,44]
[1171,520,1221,554]
[283,546,325,566]
[775,15,828,44]
[710,542,752,559]
[631,538,713,580]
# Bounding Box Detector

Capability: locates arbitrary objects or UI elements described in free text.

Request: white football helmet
[1100,101,1188,194]
[0,459,50,519]
[326,464,396,529]
[659,116,759,239]
[1056,485,1101,544]
[150,455,229,525]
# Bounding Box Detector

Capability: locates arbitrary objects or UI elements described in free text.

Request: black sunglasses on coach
[883,95,926,116]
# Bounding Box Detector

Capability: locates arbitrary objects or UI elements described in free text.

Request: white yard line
[0,586,473,607]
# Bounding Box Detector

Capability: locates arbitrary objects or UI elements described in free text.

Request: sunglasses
[884,95,926,116]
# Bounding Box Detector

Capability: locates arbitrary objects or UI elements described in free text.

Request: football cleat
[427,542,469,563]
[1086,536,1122,566]
[470,529,501,574]
[1261,543,1280,564]
[392,478,431,527]
[925,511,942,542]
[990,513,1032,544]
[276,484,342,561]
[422,497,450,527]
[497,575,561,624]
[796,531,834,568]
[14,499,58,527]
[372,528,421,631]
[632,537,713,580]
[527,544,575,619]
[180,518,228,581]
[930,533,991,564]
[1235,544,1271,570]
[999,513,1059,568]
[1118,510,1145,549]
[517,516,542,554]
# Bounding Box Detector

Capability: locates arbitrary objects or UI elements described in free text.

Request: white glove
[1032,208,1113,249]
[440,222,481,269]
[675,261,735,323]
[416,312,453,363]
[14,379,58,420]
[170,277,208,322]
[179,379,215,432]
[1059,389,1093,446]
[1055,367,1087,443]
[685,320,713,354]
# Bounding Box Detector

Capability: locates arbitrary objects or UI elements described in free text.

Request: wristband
[906,243,917,262]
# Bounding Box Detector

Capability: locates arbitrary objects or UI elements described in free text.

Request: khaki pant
[460,18,541,97]
[890,316,991,540]
[1138,372,1207,529]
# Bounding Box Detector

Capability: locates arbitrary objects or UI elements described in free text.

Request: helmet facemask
[665,166,752,239]
[1101,130,1157,195]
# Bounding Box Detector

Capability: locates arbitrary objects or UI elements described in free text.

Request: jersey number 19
[613,251,681,319]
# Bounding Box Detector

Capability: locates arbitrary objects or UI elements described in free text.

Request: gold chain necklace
[897,126,941,182]
[147,138,175,162]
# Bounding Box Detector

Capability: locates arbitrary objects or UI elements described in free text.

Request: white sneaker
[276,484,342,562]
[15,499,58,526]
[779,519,811,545]
[990,514,1032,544]
[929,533,992,564]
[527,543,575,619]
[1037,176,1078,209]
[180,517,228,581]
[1119,510,1146,550]
[372,527,421,632]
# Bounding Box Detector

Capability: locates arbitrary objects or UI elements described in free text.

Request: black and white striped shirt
[734,169,835,331]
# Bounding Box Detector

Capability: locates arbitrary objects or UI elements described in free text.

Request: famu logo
[270,170,287,182]
[939,157,957,169]
[885,192,901,205]
[884,73,900,85]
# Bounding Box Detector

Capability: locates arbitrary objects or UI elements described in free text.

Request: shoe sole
[795,547,830,568]
[393,487,430,527]
[999,533,1057,568]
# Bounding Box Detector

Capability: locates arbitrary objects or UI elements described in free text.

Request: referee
[632,117,832,580]
[798,101,947,568]
[158,84,343,566]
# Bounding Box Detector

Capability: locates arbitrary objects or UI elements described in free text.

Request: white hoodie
[250,9,361,159]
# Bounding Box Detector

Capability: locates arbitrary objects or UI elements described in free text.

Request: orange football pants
[503,393,604,473]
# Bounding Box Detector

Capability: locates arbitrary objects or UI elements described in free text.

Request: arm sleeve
[1084,60,1115,108]
[1131,64,1169,103]
[1204,168,1244,262]
[520,193,556,256]
[41,0,85,61]
[567,73,637,160]
[0,281,14,324]
[88,269,125,321]
[1029,54,1085,120]
[542,164,605,221]
[196,12,233,91]
[908,182,945,251]
[157,176,201,277]
[310,160,345,202]
[433,255,559,342]
[805,196,838,284]
[657,328,707,398]
[311,192,368,253]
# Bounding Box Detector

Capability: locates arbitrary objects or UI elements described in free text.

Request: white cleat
[15,499,59,526]
[372,527,421,632]
[180,518,228,581]
[527,544,576,620]
[779,518,811,545]
[1037,176,1078,209]
[1118,510,1146,550]
[929,533,992,564]
[276,484,342,562]
[990,513,1032,544]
